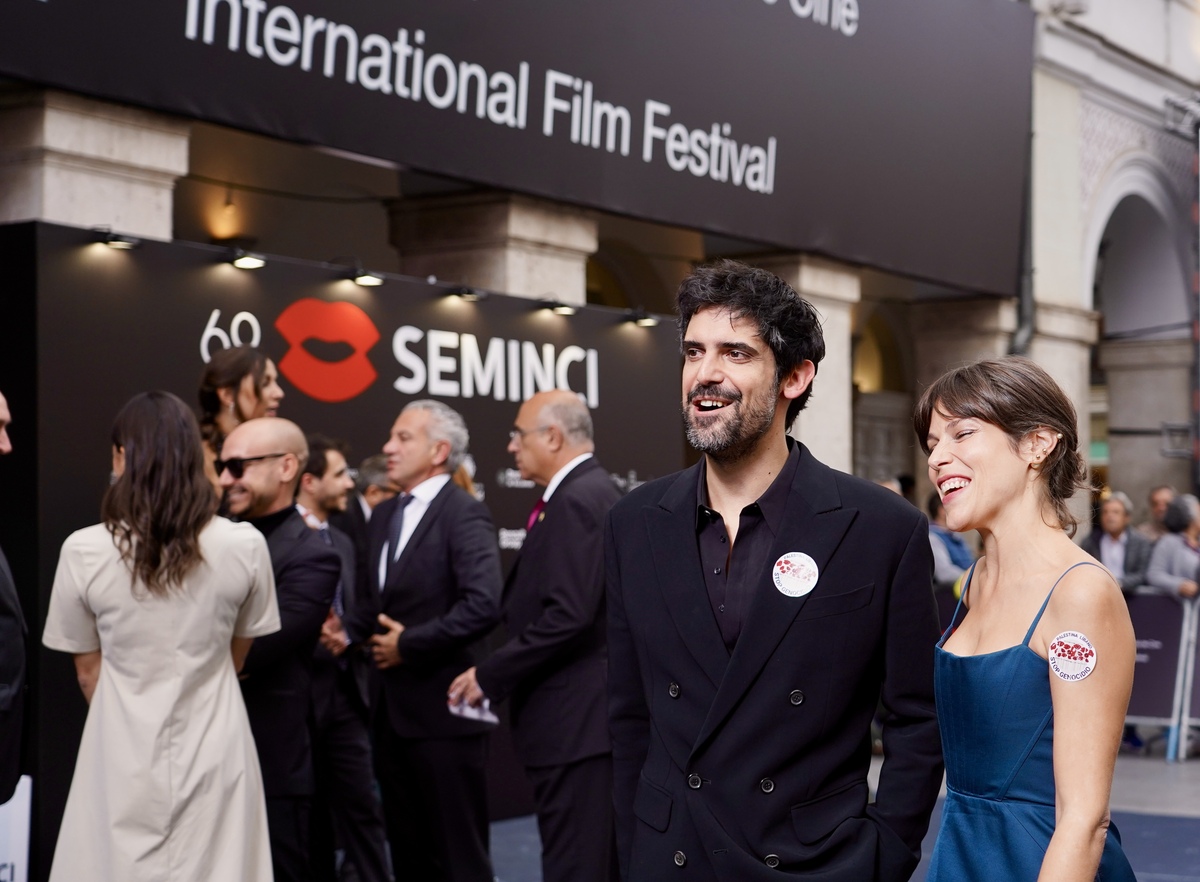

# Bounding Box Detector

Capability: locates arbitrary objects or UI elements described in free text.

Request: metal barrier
[1125,591,1197,762]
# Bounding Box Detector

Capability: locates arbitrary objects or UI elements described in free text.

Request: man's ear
[430,438,451,468]
[780,360,817,402]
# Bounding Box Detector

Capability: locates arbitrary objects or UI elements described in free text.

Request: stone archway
[1087,160,1194,517]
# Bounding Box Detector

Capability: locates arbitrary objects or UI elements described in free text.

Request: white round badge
[1048,631,1097,682]
[772,552,819,598]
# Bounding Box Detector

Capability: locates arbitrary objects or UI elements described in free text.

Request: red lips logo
[275,298,380,402]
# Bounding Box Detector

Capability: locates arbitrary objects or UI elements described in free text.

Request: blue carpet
[491,803,1200,882]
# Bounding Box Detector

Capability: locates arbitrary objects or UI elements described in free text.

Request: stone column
[754,254,860,473]
[389,192,598,305]
[908,298,1017,499]
[0,89,189,240]
[1028,303,1100,529]
[1099,338,1194,522]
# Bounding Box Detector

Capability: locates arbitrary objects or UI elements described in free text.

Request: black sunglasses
[215,452,288,479]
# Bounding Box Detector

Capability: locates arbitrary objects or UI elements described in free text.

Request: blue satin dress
[926,562,1136,881]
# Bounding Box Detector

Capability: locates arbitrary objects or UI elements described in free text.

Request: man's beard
[682,382,778,465]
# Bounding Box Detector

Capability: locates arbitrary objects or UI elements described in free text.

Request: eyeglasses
[508,426,552,443]
[215,452,288,479]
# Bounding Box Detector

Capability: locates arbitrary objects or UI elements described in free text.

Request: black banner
[1126,594,1187,721]
[0,222,684,877]
[0,0,1034,296]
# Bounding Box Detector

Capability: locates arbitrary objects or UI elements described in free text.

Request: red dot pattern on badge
[1050,640,1095,663]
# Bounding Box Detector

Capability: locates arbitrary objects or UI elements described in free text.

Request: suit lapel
[647,465,730,690]
[692,446,856,754]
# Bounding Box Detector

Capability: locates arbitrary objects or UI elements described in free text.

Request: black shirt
[245,504,295,541]
[696,442,800,653]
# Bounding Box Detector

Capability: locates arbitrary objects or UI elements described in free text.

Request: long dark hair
[197,346,269,447]
[102,391,218,595]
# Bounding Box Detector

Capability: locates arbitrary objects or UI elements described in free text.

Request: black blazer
[476,457,621,768]
[352,479,502,739]
[330,496,370,597]
[0,545,25,803]
[606,444,943,882]
[241,509,340,798]
[1080,527,1153,593]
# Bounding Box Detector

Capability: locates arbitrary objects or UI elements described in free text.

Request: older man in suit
[1081,491,1153,594]
[449,390,621,882]
[606,261,943,881]
[335,400,501,882]
[220,417,340,882]
[0,390,25,806]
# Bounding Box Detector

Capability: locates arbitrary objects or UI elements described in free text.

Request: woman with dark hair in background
[1145,493,1200,600]
[43,391,280,882]
[197,345,284,493]
[916,356,1135,882]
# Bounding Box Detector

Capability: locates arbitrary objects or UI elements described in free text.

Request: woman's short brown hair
[914,355,1089,536]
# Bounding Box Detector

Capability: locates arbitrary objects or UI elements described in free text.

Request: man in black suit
[333,400,501,882]
[0,390,25,805]
[449,389,621,882]
[220,417,340,882]
[297,436,392,882]
[606,261,943,881]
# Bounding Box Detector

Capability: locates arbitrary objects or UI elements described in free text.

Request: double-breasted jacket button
[765,854,781,869]
[760,777,775,793]
[674,851,687,867]
[687,773,702,789]
[668,682,681,699]
[789,690,805,706]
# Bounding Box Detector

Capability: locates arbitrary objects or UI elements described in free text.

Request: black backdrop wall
[0,0,1035,296]
[0,222,684,879]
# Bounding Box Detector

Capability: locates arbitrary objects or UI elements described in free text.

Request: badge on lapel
[773,552,819,597]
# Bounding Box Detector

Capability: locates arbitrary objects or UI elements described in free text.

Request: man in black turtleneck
[220,416,339,882]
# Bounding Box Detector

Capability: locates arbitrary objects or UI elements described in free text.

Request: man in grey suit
[1081,491,1152,594]
[0,389,25,804]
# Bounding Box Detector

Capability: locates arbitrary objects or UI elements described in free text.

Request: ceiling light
[231,249,266,270]
[629,307,660,328]
[103,232,140,250]
[353,270,384,287]
[540,299,577,316]
[450,286,488,302]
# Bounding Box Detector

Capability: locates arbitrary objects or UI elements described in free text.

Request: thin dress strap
[937,563,977,648]
[1020,560,1106,647]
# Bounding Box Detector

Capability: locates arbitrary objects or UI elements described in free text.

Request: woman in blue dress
[915,356,1137,882]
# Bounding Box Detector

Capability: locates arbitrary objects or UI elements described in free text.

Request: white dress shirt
[541,452,593,503]
[1099,530,1128,579]
[378,472,452,587]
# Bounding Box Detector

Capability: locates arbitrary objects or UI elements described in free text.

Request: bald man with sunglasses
[220,417,340,882]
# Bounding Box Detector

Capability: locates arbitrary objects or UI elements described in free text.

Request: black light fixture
[449,286,488,302]
[213,237,266,270]
[92,227,140,250]
[628,307,660,328]
[540,298,577,316]
[352,268,384,287]
[230,248,267,270]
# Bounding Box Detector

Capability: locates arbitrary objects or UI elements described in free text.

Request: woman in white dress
[43,391,281,882]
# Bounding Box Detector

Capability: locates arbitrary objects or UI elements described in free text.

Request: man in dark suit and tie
[297,436,392,882]
[1080,491,1153,593]
[448,389,622,882]
[220,417,340,882]
[334,400,501,882]
[606,261,943,881]
[0,390,26,806]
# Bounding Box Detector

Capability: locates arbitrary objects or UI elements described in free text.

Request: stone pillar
[1099,338,1194,523]
[755,254,860,473]
[908,299,1017,500]
[0,89,189,240]
[389,192,598,304]
[1028,303,1100,529]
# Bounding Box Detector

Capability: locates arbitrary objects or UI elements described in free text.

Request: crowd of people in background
[0,258,1165,882]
